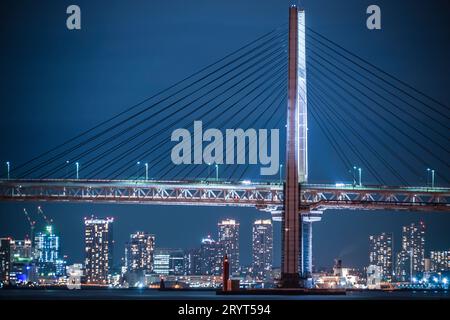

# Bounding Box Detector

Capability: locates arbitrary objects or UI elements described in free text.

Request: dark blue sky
[0,0,449,270]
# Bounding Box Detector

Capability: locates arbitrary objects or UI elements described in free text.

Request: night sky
[0,0,449,271]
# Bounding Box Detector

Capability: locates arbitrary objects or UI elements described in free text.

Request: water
[0,289,449,300]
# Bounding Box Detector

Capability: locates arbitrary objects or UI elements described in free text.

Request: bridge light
[5,161,10,180]
[145,163,149,180]
[75,162,79,179]
[358,167,362,186]
[215,164,219,181]
[242,180,251,185]
[431,169,435,188]
[279,164,283,184]
[136,162,142,180]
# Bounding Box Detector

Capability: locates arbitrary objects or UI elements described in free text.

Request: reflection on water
[0,289,449,300]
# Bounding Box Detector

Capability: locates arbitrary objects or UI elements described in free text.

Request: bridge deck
[0,179,448,213]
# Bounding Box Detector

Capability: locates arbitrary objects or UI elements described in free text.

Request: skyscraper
[368,233,393,282]
[0,238,11,283]
[34,225,60,276]
[184,248,201,275]
[252,219,273,281]
[125,232,155,274]
[200,235,222,275]
[84,216,114,284]
[218,219,240,275]
[396,221,425,282]
[430,250,450,272]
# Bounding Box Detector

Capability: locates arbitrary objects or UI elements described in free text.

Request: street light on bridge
[431,169,435,188]
[207,162,211,180]
[358,167,362,186]
[215,164,219,181]
[279,164,283,184]
[427,168,436,188]
[136,161,141,180]
[75,162,79,179]
[65,160,70,178]
[6,161,10,180]
[145,162,149,181]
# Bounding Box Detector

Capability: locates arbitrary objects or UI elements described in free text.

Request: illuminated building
[368,233,393,282]
[200,235,222,275]
[184,248,201,275]
[169,249,185,275]
[0,238,11,283]
[153,249,170,275]
[252,219,273,281]
[396,222,425,282]
[9,239,37,284]
[430,250,450,272]
[218,219,240,275]
[34,225,60,276]
[366,264,383,289]
[153,248,185,276]
[55,259,67,277]
[84,216,114,284]
[125,232,155,273]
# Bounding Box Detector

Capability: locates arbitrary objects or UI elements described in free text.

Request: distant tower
[218,219,240,275]
[200,235,222,275]
[84,216,114,284]
[396,221,425,282]
[252,219,273,281]
[369,233,393,282]
[125,231,155,274]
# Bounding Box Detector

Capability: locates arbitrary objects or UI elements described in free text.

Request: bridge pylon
[281,5,308,288]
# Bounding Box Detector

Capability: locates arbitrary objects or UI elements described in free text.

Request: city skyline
[2,209,449,274]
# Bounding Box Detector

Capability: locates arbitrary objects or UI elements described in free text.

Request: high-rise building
[252,219,273,281]
[153,249,170,275]
[9,239,36,284]
[0,238,11,283]
[34,225,60,276]
[84,216,114,284]
[184,248,201,275]
[369,233,393,282]
[218,219,240,275]
[430,250,450,272]
[169,248,185,275]
[125,232,155,274]
[396,221,425,282]
[200,235,222,275]
[153,248,185,276]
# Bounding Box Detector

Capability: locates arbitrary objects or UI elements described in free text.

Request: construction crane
[22,208,36,245]
[37,206,53,226]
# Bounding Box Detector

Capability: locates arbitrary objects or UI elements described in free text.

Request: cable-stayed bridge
[1,6,449,287]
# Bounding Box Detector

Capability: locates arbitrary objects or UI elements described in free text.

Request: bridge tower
[281,6,307,288]
[281,5,307,288]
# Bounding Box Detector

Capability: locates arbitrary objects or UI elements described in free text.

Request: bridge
[0,179,448,212]
[1,6,449,288]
